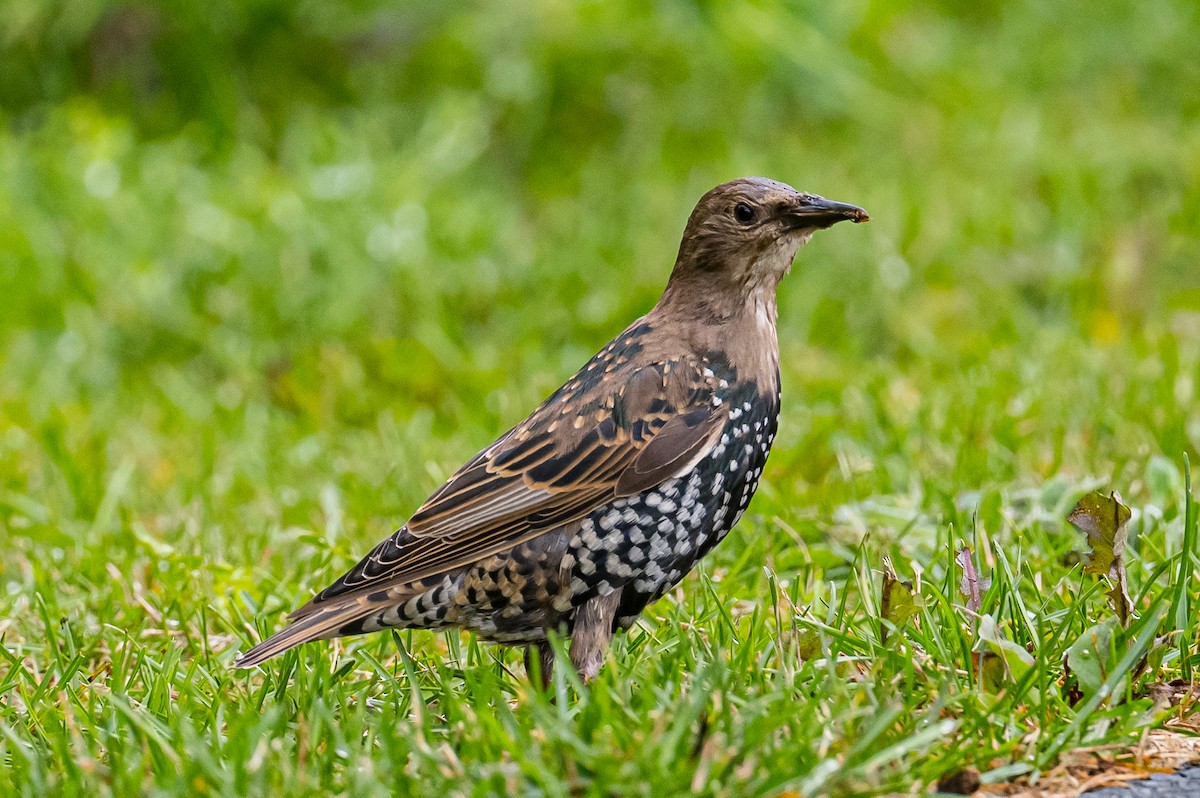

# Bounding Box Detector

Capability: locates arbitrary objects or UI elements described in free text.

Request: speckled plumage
[237,177,867,679]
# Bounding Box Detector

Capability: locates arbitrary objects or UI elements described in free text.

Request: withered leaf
[955,546,991,613]
[1067,490,1133,625]
[880,556,920,644]
[1069,491,1131,574]
[975,614,1037,702]
[797,629,821,661]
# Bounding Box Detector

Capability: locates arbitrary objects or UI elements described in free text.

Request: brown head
[658,177,867,318]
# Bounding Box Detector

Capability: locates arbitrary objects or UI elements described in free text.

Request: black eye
[733,202,755,223]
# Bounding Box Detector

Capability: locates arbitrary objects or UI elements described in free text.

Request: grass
[2,1,1200,795]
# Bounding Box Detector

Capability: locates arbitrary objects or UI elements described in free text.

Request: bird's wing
[292,354,726,615]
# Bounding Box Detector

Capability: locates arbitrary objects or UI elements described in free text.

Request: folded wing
[291,353,726,618]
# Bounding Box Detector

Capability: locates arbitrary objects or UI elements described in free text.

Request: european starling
[236,177,868,680]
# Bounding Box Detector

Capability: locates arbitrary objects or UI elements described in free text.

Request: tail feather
[235,596,384,669]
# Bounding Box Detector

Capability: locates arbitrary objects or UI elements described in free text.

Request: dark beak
[785,195,869,229]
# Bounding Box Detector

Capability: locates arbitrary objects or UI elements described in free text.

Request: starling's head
[667,177,867,299]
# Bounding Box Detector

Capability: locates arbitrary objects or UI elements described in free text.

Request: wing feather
[616,407,726,496]
[291,345,727,616]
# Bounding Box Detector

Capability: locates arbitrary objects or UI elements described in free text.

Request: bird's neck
[747,284,779,336]
[650,282,780,396]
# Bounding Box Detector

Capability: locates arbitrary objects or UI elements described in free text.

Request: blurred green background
[1,1,1199,793]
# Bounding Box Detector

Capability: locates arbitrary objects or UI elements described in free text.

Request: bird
[236,177,868,682]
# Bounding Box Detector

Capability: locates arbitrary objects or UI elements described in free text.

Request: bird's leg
[525,640,554,689]
[569,588,624,682]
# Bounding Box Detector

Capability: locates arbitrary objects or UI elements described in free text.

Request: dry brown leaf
[880,556,919,644]
[956,545,991,613]
[1067,491,1133,625]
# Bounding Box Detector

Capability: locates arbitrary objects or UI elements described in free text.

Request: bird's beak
[784,195,870,230]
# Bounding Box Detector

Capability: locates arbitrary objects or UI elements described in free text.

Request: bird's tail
[235,594,389,669]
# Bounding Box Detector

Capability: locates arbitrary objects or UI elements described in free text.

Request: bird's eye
[733,202,755,224]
